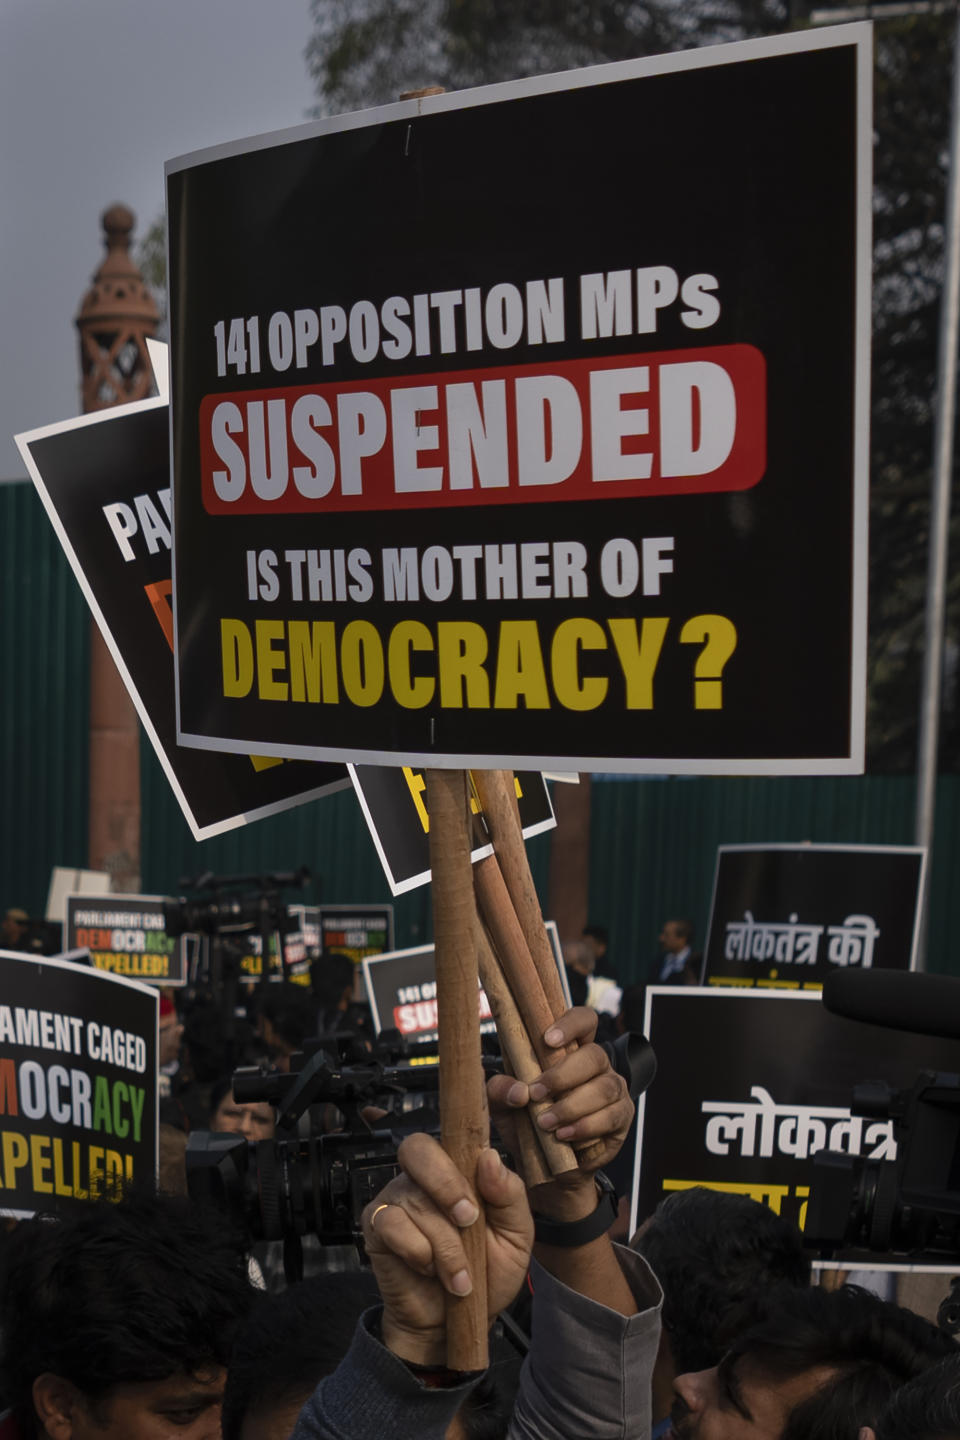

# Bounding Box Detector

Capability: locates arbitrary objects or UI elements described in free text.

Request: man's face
[2,912,27,946]
[212,1091,276,1141]
[42,1369,226,1440]
[659,922,685,954]
[669,1357,837,1440]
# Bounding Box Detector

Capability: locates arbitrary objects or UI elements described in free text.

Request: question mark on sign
[679,615,738,709]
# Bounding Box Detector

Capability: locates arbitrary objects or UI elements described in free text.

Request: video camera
[806,970,960,1263]
[186,1032,446,1278]
[163,867,310,938]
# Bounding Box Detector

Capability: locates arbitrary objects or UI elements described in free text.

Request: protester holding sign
[292,1006,662,1440]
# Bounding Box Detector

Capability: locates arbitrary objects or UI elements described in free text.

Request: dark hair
[209,1074,238,1119]
[0,1192,255,1436]
[731,1285,958,1440]
[668,918,694,944]
[258,982,318,1051]
[311,953,356,1009]
[583,924,609,947]
[633,1186,810,1373]
[458,1371,512,1439]
[221,1272,379,1439]
[874,1351,960,1440]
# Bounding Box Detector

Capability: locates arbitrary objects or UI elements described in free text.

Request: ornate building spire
[75,204,158,412]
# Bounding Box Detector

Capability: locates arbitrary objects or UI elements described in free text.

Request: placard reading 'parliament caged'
[0,951,157,1217]
[168,27,870,773]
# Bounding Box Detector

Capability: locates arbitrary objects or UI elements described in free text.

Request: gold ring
[370,1202,391,1231]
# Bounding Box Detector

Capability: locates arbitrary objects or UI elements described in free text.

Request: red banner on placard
[199,344,766,516]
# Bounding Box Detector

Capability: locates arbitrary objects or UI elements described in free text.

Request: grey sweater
[291,1245,663,1440]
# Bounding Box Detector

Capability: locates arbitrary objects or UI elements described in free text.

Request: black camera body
[806,1069,960,1257]
[186,1038,442,1259]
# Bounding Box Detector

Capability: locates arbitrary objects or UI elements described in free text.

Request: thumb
[476,1149,531,1234]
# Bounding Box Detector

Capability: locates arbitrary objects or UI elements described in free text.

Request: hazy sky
[1,0,318,479]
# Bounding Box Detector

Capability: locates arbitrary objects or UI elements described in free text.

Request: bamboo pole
[475,917,576,1181]
[474,769,607,1170]
[474,854,561,1070]
[473,770,569,1018]
[425,769,489,1371]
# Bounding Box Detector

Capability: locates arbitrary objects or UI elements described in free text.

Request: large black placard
[168,29,870,774]
[632,989,960,1271]
[703,845,924,988]
[0,950,157,1216]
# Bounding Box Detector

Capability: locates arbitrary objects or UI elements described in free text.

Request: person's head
[257,983,318,1070]
[660,918,694,954]
[633,1186,811,1379]
[871,1351,960,1440]
[1,907,29,947]
[209,1075,276,1142]
[562,938,596,977]
[0,1192,255,1439]
[311,952,356,1014]
[670,1283,957,1440]
[221,1273,380,1440]
[583,924,609,963]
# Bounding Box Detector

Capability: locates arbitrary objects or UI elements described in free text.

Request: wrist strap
[532,1171,618,1248]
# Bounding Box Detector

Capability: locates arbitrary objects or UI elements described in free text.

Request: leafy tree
[867,16,955,769]
[306,0,789,113]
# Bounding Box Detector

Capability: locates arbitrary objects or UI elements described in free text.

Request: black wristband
[532,1171,619,1248]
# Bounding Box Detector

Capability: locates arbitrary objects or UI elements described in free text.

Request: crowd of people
[1,920,959,1439]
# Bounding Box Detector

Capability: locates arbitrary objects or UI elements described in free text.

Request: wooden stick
[474,854,559,1069]
[425,769,489,1372]
[472,770,570,1019]
[475,917,577,1180]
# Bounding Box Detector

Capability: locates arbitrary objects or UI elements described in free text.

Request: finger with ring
[370,1202,391,1231]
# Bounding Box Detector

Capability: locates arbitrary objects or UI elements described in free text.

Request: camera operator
[209,1076,276,1142]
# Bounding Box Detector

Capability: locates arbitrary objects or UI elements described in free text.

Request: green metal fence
[0,482,89,918]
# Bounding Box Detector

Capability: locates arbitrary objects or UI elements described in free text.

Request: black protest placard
[17,400,348,839]
[363,946,495,1043]
[168,29,870,775]
[703,845,924,989]
[313,904,395,965]
[66,894,186,988]
[350,766,555,894]
[363,936,571,1040]
[632,988,960,1271]
[0,950,157,1217]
